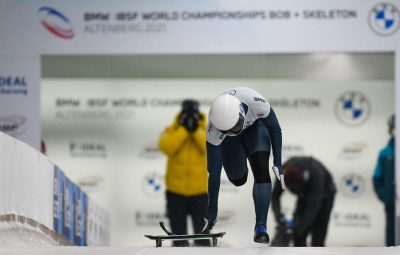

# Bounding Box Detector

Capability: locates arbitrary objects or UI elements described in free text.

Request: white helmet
[209,94,245,134]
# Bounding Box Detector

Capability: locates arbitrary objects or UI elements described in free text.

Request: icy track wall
[0,131,110,246]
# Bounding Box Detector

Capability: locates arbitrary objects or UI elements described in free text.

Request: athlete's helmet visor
[224,113,245,136]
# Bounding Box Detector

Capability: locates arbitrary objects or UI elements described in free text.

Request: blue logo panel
[53,166,65,235]
[63,177,75,242]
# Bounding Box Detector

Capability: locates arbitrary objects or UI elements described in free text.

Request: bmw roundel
[38,7,74,39]
[339,173,365,198]
[141,172,164,198]
[335,91,371,126]
[369,3,400,36]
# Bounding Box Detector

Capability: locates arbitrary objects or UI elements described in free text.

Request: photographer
[158,99,209,247]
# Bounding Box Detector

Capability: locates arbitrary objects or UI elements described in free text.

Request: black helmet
[284,166,305,193]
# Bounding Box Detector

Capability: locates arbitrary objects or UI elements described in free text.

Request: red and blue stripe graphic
[38,7,74,39]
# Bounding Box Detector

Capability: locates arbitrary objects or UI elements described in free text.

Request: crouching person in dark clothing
[272,157,336,247]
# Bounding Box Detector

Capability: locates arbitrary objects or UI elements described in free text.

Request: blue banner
[53,165,64,235]
[63,177,75,242]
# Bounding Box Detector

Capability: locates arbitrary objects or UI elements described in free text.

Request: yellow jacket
[159,113,208,196]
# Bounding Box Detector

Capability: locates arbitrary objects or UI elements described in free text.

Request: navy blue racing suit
[206,87,282,228]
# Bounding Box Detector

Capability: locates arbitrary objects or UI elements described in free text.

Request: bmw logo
[141,172,164,198]
[335,91,371,126]
[339,173,365,198]
[369,3,400,36]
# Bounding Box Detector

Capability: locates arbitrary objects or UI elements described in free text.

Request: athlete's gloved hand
[273,166,286,190]
[201,218,217,233]
[202,206,217,233]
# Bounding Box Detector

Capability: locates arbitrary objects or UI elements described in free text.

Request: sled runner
[145,222,226,247]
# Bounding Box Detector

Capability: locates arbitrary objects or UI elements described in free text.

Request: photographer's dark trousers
[221,120,272,227]
[166,191,210,247]
[293,194,335,247]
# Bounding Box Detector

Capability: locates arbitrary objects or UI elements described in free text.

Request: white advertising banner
[0,56,40,149]
[0,0,399,55]
[42,78,394,247]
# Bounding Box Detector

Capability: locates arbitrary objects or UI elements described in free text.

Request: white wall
[0,131,110,246]
[0,132,53,230]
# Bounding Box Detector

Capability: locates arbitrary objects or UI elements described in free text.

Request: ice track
[1,246,399,255]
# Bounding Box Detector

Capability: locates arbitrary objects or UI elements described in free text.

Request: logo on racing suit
[239,103,245,115]
[257,112,266,118]
[244,121,253,129]
[254,97,266,103]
